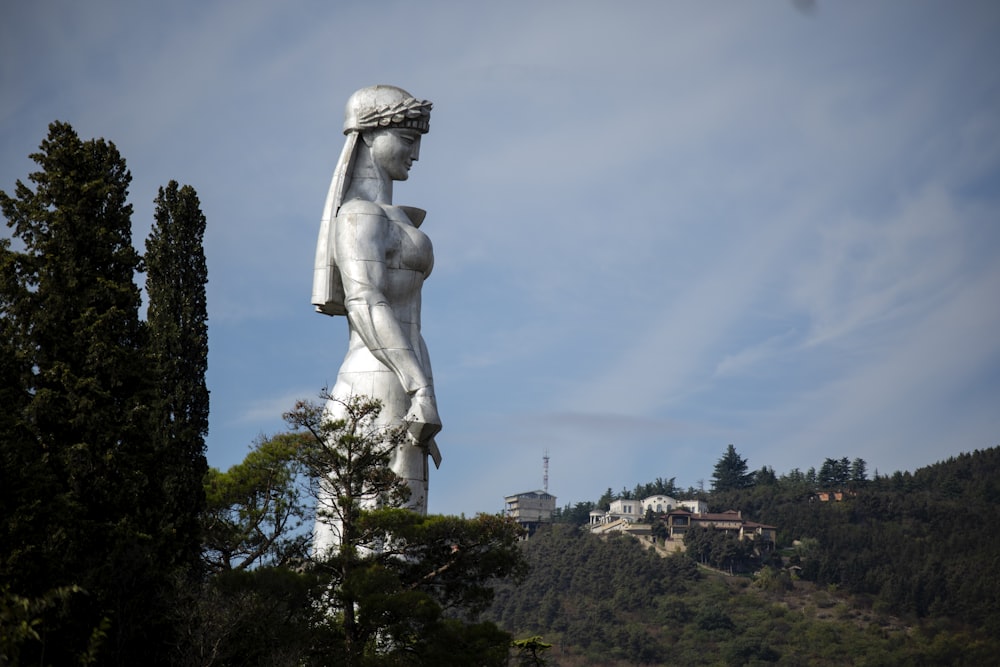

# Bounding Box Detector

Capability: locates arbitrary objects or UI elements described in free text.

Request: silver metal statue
[311,85,441,554]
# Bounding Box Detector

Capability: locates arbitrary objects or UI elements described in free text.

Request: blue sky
[3,1,999,516]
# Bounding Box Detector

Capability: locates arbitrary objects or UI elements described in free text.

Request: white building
[590,495,706,526]
[643,495,678,514]
[505,490,557,536]
[679,499,708,514]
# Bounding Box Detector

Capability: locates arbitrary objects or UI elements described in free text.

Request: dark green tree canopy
[711,444,754,492]
[147,180,209,440]
[0,122,212,666]
[1,121,154,664]
[146,179,210,569]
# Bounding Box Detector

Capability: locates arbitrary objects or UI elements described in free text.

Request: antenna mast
[543,449,549,493]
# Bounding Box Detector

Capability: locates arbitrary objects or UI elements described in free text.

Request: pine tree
[819,457,852,488]
[283,393,526,666]
[145,181,210,572]
[850,457,868,485]
[597,487,615,510]
[806,467,818,489]
[818,458,838,488]
[202,433,311,572]
[710,444,754,492]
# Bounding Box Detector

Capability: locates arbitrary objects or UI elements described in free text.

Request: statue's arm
[335,203,441,440]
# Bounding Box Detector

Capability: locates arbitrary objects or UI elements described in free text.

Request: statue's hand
[406,387,442,444]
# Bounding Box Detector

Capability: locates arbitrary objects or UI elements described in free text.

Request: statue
[311,85,441,553]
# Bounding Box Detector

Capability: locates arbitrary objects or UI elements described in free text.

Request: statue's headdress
[312,86,432,316]
[343,85,432,135]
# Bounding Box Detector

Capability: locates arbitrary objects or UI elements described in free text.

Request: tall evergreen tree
[145,181,210,571]
[819,457,852,488]
[850,457,868,485]
[0,236,40,560]
[818,458,838,488]
[0,122,177,664]
[710,444,754,492]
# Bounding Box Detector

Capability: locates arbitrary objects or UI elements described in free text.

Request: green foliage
[711,444,754,492]
[162,395,530,665]
[485,521,1000,665]
[753,565,794,595]
[376,512,530,616]
[1,122,219,665]
[818,456,852,488]
[755,465,778,486]
[511,635,552,666]
[631,475,679,499]
[712,447,1000,633]
[0,121,187,665]
[145,180,210,571]
[684,524,754,574]
[0,585,105,666]
[850,457,868,484]
[551,500,595,525]
[202,433,311,571]
[284,394,411,562]
[485,525,699,664]
[279,393,527,665]
[486,448,1000,664]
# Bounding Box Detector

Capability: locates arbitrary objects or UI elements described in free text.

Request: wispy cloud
[791,186,966,349]
[714,332,797,379]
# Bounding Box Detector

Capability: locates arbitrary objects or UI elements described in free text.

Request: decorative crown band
[353,97,432,134]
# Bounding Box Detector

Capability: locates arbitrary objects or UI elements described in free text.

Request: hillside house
[589,496,707,526]
[591,505,777,554]
[665,509,776,550]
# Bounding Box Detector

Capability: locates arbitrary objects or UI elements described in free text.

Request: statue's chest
[384,212,433,275]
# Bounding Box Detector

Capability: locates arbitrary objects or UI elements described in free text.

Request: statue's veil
[311,131,358,316]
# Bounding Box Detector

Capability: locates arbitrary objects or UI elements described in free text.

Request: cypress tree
[145,180,210,573]
[0,121,165,664]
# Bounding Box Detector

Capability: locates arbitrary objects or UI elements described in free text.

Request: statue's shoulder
[337,198,388,219]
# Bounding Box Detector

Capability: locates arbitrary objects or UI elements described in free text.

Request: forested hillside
[710,447,1000,631]
[487,448,1000,665]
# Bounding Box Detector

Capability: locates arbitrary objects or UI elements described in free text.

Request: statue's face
[369,128,422,181]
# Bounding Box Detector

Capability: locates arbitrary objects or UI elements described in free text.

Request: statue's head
[343,85,432,135]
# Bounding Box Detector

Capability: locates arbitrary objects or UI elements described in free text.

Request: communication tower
[543,449,549,493]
